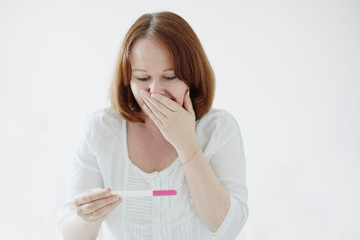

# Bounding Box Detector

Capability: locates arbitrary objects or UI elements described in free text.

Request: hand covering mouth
[152,92,175,101]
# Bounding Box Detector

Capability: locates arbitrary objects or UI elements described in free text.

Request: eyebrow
[132,68,174,72]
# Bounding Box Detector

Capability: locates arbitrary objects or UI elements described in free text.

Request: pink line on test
[153,190,177,196]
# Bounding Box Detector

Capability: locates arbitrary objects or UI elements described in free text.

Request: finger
[89,198,122,220]
[74,188,111,206]
[151,93,180,112]
[141,92,167,122]
[142,95,166,122]
[146,93,173,116]
[77,195,121,216]
[142,104,163,128]
[140,90,169,116]
[183,89,195,114]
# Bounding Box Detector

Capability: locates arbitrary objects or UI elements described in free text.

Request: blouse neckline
[122,118,181,177]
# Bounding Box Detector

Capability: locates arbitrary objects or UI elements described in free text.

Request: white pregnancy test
[112,190,177,198]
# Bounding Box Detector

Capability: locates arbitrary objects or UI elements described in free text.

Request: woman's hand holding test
[73,187,121,223]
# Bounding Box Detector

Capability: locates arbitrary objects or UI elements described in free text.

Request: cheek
[173,84,189,105]
[130,82,138,95]
[130,81,143,104]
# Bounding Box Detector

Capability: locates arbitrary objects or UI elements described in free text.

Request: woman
[60,11,248,240]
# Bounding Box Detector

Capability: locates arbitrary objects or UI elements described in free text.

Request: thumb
[184,89,194,114]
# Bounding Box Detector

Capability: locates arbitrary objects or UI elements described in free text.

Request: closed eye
[137,77,149,81]
[164,76,176,80]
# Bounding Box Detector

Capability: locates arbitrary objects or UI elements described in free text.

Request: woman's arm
[61,213,102,240]
[60,113,122,239]
[179,142,231,232]
[140,90,248,235]
[61,188,121,240]
[179,126,248,237]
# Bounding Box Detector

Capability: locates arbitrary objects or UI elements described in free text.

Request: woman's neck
[130,117,163,139]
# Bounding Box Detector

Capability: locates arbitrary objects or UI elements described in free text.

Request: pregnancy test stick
[112,190,177,198]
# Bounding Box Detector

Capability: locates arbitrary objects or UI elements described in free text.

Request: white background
[0,0,359,239]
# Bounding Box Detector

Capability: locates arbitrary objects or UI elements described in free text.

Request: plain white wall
[0,0,359,239]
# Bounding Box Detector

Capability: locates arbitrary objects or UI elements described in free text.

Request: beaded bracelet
[181,146,201,166]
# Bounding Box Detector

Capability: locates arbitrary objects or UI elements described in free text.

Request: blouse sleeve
[206,110,249,239]
[58,114,104,227]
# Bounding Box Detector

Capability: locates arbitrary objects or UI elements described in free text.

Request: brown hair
[109,11,215,122]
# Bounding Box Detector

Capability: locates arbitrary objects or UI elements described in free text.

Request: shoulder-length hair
[109,11,215,122]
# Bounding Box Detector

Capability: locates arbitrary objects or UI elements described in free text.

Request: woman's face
[129,38,189,114]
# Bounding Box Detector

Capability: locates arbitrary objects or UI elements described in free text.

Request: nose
[146,79,166,95]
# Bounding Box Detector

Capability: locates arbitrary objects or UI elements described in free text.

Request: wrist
[181,146,201,166]
[176,138,201,164]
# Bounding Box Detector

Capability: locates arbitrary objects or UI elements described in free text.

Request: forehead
[130,38,173,70]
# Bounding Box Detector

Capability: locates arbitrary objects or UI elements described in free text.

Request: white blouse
[60,107,248,240]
